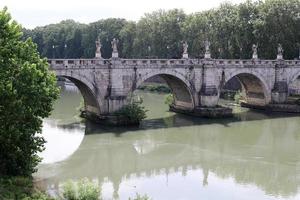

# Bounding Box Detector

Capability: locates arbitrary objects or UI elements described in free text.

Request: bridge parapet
[48,58,300,69]
[120,58,199,66]
[214,59,279,67]
[48,59,110,69]
[285,60,300,66]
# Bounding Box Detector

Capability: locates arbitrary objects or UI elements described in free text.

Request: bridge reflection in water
[36,89,300,200]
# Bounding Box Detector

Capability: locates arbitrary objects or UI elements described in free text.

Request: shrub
[129,193,151,200]
[234,91,242,103]
[62,178,100,200]
[0,177,54,200]
[164,94,174,106]
[115,101,148,125]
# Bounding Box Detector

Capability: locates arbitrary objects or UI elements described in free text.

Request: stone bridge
[48,41,300,121]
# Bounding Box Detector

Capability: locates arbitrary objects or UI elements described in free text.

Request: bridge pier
[271,60,289,104]
[199,59,219,107]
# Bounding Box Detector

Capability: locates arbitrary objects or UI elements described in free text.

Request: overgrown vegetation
[62,178,100,200]
[0,177,151,200]
[0,177,54,200]
[164,94,174,106]
[234,91,242,103]
[0,7,59,176]
[115,100,148,125]
[129,193,151,200]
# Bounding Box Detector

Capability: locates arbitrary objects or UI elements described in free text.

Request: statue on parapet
[277,43,283,59]
[204,40,211,59]
[111,38,119,58]
[95,37,102,59]
[182,41,189,59]
[252,44,258,59]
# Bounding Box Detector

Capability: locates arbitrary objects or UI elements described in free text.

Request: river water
[35,86,300,200]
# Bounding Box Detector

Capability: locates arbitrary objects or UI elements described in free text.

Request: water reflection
[36,88,300,200]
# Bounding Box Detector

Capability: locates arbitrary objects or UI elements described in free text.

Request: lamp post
[64,44,67,58]
[52,45,55,58]
[148,45,151,58]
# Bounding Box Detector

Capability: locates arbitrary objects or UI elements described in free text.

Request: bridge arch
[136,70,195,110]
[288,70,300,86]
[55,71,101,115]
[223,70,271,106]
[288,70,300,95]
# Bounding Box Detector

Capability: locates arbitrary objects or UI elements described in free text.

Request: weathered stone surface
[48,57,300,122]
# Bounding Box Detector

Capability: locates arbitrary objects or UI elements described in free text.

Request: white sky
[0,0,245,29]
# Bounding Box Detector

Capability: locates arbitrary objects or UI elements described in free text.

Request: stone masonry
[48,41,300,119]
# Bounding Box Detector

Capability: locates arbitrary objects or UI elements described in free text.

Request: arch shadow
[136,71,195,111]
[223,72,270,106]
[55,72,101,115]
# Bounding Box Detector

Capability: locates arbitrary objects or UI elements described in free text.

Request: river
[35,86,300,200]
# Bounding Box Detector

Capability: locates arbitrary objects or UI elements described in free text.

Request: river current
[35,86,300,200]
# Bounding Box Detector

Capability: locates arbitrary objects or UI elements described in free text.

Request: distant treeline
[22,0,300,59]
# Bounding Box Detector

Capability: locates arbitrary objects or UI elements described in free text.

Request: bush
[129,193,151,200]
[62,178,100,200]
[164,94,174,106]
[0,177,54,200]
[234,91,242,103]
[115,101,148,125]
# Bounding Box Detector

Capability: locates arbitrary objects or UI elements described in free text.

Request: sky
[0,0,245,29]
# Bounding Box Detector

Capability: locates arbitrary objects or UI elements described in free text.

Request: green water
[35,87,300,200]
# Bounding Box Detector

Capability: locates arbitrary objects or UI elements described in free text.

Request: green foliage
[0,8,59,176]
[234,91,242,103]
[0,177,54,200]
[115,101,148,125]
[133,9,186,58]
[22,0,300,59]
[164,94,174,106]
[128,193,151,200]
[61,179,100,200]
[23,191,55,200]
[138,84,171,93]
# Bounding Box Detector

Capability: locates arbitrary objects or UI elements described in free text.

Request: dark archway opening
[288,76,300,105]
[134,74,194,118]
[220,73,267,107]
[56,76,100,116]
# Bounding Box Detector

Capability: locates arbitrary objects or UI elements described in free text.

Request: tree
[22,0,300,59]
[133,9,186,58]
[0,8,59,176]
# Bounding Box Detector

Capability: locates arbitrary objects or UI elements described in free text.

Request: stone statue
[277,43,283,59]
[183,41,188,54]
[205,40,210,53]
[111,38,119,52]
[182,41,189,59]
[95,38,102,58]
[252,44,258,59]
[111,38,119,58]
[204,40,211,59]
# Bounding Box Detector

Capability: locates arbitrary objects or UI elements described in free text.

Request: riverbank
[138,83,171,93]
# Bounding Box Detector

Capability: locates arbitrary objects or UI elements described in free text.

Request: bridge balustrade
[48,58,300,70]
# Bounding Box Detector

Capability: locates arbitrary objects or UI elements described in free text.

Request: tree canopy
[0,7,59,176]
[23,0,300,59]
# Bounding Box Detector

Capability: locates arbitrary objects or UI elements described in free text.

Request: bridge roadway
[48,57,300,122]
